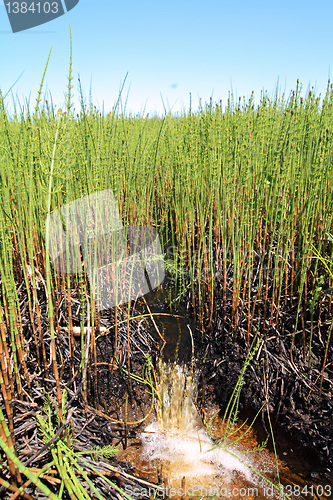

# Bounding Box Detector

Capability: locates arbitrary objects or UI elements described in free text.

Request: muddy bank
[132,270,333,473]
[193,300,333,475]
[159,241,333,475]
[2,263,332,498]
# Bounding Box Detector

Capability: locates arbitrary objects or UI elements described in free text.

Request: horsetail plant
[0,56,333,497]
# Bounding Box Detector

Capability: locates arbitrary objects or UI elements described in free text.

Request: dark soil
[1,257,333,498]
[190,277,333,479]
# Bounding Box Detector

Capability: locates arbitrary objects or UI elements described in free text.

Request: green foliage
[1,47,333,497]
[204,335,263,450]
[1,77,333,328]
[85,445,119,460]
[36,390,124,500]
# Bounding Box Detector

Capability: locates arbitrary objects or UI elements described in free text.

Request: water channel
[115,289,333,500]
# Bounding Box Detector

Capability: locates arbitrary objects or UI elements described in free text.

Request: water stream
[116,290,333,499]
[140,360,279,499]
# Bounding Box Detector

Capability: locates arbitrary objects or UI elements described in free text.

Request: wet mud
[104,280,333,499]
[5,264,332,499]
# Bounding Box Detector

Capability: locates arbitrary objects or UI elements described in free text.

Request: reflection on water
[136,286,194,363]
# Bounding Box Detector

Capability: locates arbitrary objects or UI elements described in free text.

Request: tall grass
[0,66,333,495]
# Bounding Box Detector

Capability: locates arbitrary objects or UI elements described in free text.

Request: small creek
[116,289,333,500]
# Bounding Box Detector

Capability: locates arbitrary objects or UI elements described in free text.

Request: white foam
[141,421,272,486]
[141,361,276,491]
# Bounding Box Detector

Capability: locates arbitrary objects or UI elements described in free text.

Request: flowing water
[116,290,333,499]
[140,361,280,499]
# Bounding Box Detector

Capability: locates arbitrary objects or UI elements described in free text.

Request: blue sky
[1,0,333,116]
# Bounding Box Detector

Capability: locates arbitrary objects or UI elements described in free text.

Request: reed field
[0,60,333,497]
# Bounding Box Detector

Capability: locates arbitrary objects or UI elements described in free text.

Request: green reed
[1,77,330,344]
[0,65,333,495]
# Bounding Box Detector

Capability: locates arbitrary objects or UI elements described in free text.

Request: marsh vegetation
[0,53,332,498]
